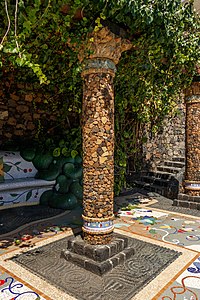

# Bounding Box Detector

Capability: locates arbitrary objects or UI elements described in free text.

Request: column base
[62,234,135,276]
[83,231,113,245]
[173,193,200,210]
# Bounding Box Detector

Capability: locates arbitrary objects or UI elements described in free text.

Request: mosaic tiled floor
[115,209,200,252]
[0,266,48,300]
[0,192,199,300]
[155,255,200,300]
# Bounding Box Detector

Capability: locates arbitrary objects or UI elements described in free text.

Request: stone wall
[0,76,77,146]
[143,100,186,170]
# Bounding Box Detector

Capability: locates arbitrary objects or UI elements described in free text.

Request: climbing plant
[0,0,199,194]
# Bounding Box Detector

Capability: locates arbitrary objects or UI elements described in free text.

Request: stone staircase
[0,151,55,207]
[133,157,185,199]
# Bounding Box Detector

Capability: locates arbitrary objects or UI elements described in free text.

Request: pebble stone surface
[82,69,115,244]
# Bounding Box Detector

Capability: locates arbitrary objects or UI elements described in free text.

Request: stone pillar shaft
[79,27,132,244]
[82,62,115,244]
[184,81,200,196]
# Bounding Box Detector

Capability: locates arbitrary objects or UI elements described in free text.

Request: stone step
[62,247,134,276]
[62,235,134,276]
[134,180,178,198]
[147,171,173,180]
[135,180,165,191]
[163,160,185,168]
[157,166,182,174]
[172,157,185,163]
[140,176,171,187]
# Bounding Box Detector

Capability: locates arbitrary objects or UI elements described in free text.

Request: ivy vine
[0,0,199,194]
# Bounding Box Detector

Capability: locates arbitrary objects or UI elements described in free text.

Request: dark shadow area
[0,205,64,235]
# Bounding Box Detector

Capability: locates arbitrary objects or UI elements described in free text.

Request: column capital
[185,81,200,99]
[78,27,132,65]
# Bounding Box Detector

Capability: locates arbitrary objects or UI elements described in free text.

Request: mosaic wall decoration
[0,188,53,207]
[0,151,37,180]
[0,149,83,209]
[0,157,3,183]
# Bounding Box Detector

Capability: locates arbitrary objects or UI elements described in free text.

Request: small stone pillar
[177,81,200,210]
[80,27,132,244]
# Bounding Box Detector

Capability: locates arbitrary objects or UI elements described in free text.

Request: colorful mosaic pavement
[155,256,200,300]
[0,267,47,300]
[115,208,200,252]
[0,193,199,299]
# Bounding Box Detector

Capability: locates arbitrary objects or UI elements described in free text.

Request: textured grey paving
[0,205,64,235]
[12,234,181,300]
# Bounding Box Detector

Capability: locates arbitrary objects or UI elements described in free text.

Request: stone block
[7,117,16,125]
[85,260,112,276]
[84,244,96,260]
[110,256,119,268]
[179,200,189,208]
[109,242,118,257]
[0,111,8,120]
[10,94,20,101]
[173,199,178,206]
[67,237,75,250]
[73,239,85,256]
[123,247,135,260]
[16,105,29,113]
[25,94,33,102]
[68,252,85,268]
[63,234,135,275]
[117,252,126,265]
[189,202,197,210]
[178,194,188,201]
[94,245,110,262]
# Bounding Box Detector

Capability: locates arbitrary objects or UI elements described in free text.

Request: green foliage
[0,0,199,194]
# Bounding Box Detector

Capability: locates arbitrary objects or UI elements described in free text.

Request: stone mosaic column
[80,27,132,244]
[184,81,200,198]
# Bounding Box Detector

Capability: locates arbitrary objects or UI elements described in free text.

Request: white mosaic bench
[0,151,55,208]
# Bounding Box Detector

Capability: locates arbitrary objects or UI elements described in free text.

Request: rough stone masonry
[80,27,132,244]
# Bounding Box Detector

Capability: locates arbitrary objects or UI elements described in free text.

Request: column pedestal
[62,234,134,276]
